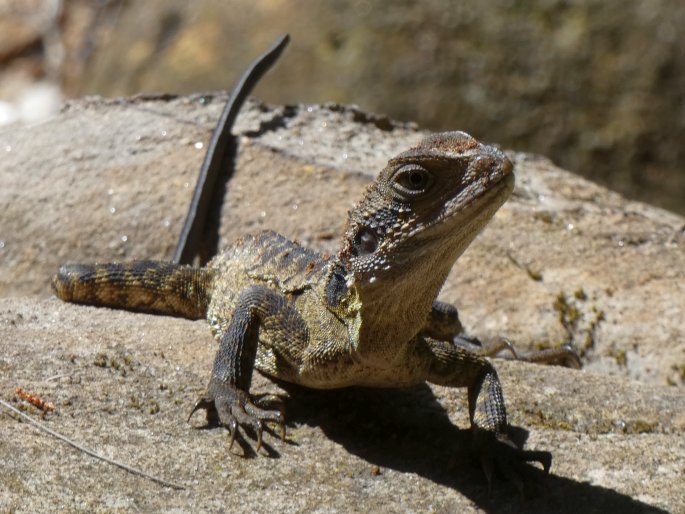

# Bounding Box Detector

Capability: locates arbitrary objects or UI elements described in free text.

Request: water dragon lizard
[52,130,559,485]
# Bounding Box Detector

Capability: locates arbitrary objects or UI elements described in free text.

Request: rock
[0,96,683,512]
[73,0,685,215]
[3,1,685,211]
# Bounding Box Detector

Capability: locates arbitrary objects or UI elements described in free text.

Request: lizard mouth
[459,170,513,221]
[428,167,514,242]
[379,170,514,271]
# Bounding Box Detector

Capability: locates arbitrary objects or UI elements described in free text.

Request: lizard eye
[390,164,433,198]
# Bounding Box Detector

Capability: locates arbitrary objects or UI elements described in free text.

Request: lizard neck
[319,245,462,366]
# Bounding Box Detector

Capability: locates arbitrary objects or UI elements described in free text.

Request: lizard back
[205,230,329,337]
[209,230,328,294]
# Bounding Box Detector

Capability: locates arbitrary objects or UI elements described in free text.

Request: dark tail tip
[51,264,92,300]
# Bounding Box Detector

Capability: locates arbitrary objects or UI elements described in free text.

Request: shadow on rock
[280,383,667,514]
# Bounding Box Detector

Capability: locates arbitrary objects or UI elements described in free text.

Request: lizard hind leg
[457,336,582,369]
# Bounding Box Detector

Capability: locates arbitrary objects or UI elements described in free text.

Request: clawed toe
[188,382,285,453]
[475,431,552,497]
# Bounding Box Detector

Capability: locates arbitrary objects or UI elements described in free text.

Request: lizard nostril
[501,157,513,176]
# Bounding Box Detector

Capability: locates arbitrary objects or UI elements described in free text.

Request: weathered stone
[74,0,685,215]
[0,96,683,512]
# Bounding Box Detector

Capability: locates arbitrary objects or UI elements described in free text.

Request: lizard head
[332,131,514,342]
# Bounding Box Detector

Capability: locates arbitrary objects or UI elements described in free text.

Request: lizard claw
[474,430,551,498]
[188,380,285,453]
[188,396,216,423]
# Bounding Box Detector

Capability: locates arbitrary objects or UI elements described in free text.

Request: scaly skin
[53,131,551,482]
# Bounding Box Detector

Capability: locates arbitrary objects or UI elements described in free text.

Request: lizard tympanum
[52,131,552,484]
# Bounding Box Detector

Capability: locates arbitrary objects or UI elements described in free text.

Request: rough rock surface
[3,1,685,212]
[1,96,684,512]
[76,0,685,215]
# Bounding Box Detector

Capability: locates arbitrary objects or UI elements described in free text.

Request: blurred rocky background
[1,0,683,214]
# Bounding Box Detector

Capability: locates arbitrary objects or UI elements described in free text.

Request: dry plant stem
[0,399,185,490]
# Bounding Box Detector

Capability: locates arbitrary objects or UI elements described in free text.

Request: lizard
[52,130,556,484]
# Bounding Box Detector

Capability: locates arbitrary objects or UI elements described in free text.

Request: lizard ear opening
[350,226,378,257]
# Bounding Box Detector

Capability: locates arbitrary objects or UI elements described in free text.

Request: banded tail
[52,261,214,320]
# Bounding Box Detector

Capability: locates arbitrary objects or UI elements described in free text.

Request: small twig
[506,251,543,282]
[45,373,73,382]
[0,399,185,490]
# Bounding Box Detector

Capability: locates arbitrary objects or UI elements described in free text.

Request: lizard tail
[52,261,214,320]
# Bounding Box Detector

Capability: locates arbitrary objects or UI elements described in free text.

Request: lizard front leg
[421,338,551,492]
[189,285,306,452]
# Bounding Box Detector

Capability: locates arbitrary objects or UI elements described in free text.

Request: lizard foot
[188,380,285,453]
[460,336,582,369]
[474,430,551,498]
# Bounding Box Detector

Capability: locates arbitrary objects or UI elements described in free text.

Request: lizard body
[53,131,549,474]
